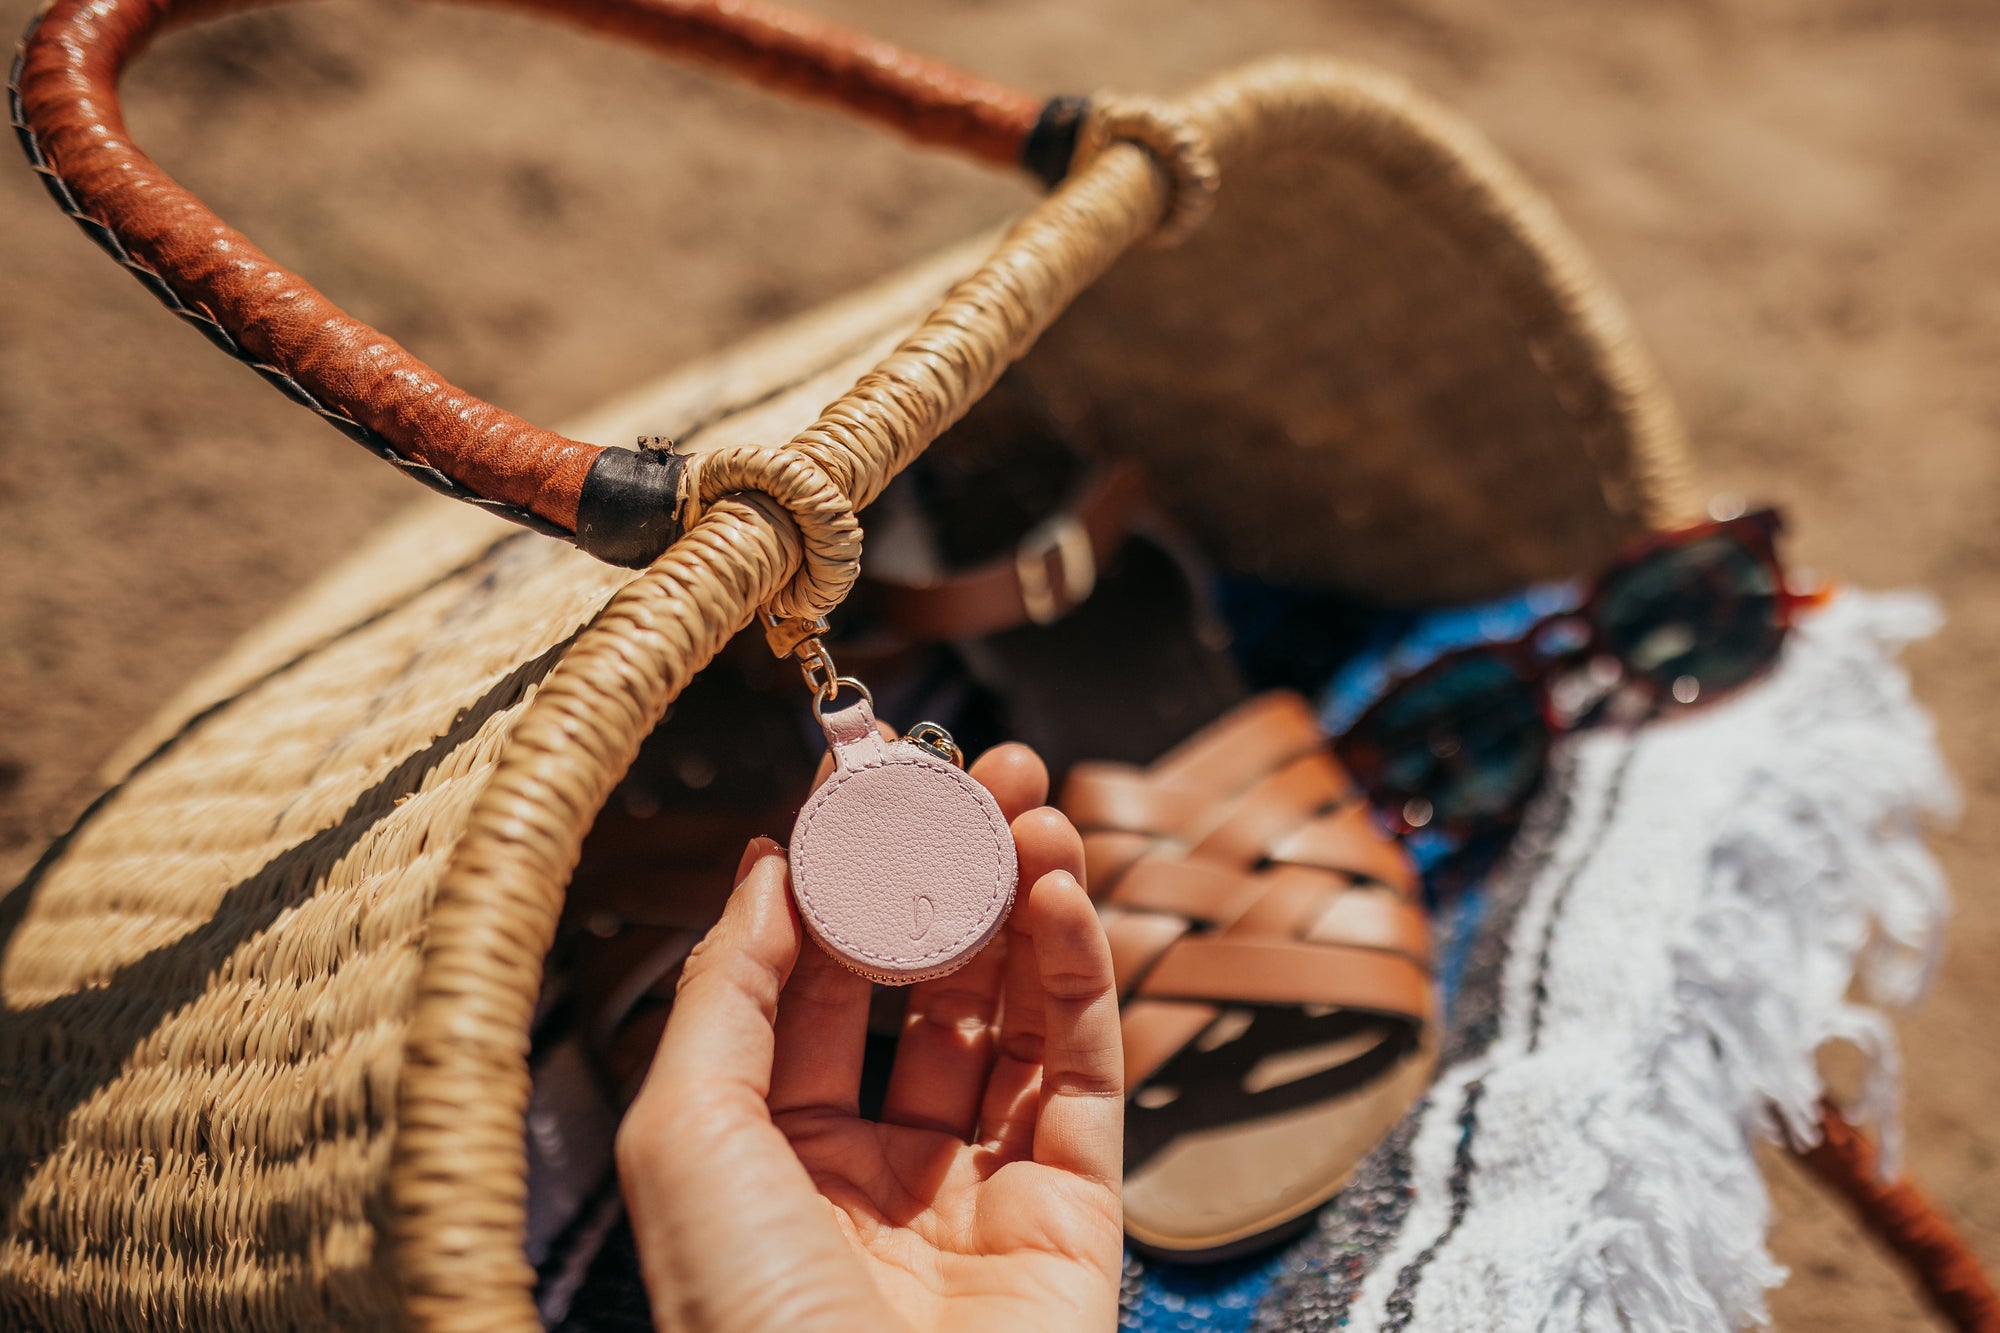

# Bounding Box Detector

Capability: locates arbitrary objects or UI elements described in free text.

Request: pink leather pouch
[789,699,1017,984]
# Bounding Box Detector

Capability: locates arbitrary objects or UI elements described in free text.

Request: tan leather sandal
[1061,691,1439,1260]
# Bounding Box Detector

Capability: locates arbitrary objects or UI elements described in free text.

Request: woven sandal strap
[1151,751,1421,900]
[1266,799,1422,897]
[1149,689,1326,790]
[1063,741,1349,841]
[1307,882,1433,961]
[1118,934,1430,1091]
[1185,752,1358,868]
[11,0,1051,567]
[1096,820,1424,904]
[1098,852,1426,949]
[1139,937,1431,1020]
[1061,692,1359,848]
[1103,910,1192,997]
[1063,770,1216,838]
[1103,886,1431,994]
[1094,851,1265,922]
[1063,692,1326,820]
[1074,744,1403,892]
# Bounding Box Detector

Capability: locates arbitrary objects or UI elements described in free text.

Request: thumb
[617,840,894,1332]
[642,837,796,1106]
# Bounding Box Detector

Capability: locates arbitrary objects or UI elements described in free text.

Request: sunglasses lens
[1348,652,1550,829]
[1598,532,1783,700]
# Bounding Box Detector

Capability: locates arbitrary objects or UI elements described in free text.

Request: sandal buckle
[1016,514,1095,625]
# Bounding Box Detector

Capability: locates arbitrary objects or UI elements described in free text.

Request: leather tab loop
[819,698,888,770]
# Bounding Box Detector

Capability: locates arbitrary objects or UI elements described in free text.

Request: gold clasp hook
[763,613,872,718]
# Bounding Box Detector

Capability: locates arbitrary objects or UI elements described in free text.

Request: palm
[620,743,1125,1333]
[785,1096,1123,1326]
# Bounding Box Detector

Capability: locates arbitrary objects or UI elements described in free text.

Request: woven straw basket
[3,0,1700,1328]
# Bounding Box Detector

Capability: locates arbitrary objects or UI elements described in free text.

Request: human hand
[616,742,1124,1333]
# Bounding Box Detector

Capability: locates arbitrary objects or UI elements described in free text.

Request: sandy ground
[3,0,1996,1325]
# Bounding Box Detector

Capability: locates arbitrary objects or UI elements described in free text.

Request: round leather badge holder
[789,699,1017,984]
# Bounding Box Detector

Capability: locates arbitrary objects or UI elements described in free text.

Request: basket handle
[10,0,1080,565]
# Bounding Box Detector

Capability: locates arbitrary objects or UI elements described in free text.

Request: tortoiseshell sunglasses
[1334,508,1820,838]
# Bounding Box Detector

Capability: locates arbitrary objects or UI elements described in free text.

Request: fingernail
[1038,868,1081,894]
[735,836,779,885]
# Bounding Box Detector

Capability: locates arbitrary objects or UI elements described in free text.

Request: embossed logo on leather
[790,699,1016,985]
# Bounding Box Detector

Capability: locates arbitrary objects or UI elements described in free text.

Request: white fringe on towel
[1341,590,1956,1333]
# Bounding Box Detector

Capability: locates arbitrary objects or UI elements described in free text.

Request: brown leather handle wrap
[10,0,1047,564]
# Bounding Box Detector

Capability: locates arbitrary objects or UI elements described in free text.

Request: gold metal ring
[809,675,875,723]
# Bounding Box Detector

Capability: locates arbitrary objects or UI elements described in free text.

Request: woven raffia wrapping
[1,39,1697,1333]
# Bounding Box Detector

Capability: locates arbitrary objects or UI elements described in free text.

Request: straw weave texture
[0,58,1699,1331]
[0,248,963,1331]
[0,536,610,1329]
